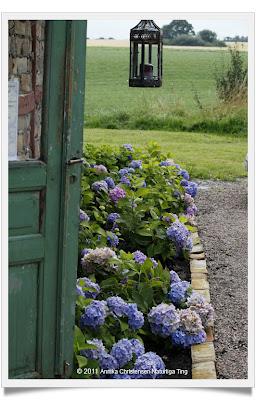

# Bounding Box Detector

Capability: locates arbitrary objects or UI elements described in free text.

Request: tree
[162,20,195,40]
[198,29,217,43]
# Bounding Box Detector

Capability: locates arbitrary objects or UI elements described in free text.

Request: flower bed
[73,142,214,379]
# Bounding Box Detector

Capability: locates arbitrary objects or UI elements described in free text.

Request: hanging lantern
[129,20,162,87]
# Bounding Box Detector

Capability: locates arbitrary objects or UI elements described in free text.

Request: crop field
[84,46,247,134]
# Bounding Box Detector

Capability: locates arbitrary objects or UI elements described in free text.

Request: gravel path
[195,179,248,379]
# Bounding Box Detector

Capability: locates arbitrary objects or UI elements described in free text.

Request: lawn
[84,128,247,181]
[85,47,247,134]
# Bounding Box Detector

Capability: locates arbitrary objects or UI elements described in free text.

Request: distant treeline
[162,20,228,47]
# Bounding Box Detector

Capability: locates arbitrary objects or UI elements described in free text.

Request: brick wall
[8,20,45,159]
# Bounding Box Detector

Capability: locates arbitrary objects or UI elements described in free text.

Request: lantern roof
[130,19,161,42]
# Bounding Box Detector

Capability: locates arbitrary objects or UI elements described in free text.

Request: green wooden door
[8,20,86,379]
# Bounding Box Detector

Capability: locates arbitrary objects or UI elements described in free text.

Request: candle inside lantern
[140,63,153,79]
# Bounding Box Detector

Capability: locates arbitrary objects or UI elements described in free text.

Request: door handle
[66,158,84,165]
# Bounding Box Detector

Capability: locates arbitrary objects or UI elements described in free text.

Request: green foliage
[198,29,217,43]
[214,49,248,103]
[80,143,191,261]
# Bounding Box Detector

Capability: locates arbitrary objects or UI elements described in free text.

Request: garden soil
[196,178,248,379]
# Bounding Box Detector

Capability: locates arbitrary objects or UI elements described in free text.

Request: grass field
[85,47,247,134]
[84,128,247,181]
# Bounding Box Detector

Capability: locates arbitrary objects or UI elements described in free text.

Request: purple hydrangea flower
[76,277,100,299]
[104,177,115,189]
[80,339,106,360]
[109,186,126,203]
[106,296,128,317]
[133,250,147,264]
[129,339,145,358]
[148,303,180,337]
[99,352,118,370]
[186,204,198,217]
[166,221,193,251]
[120,175,131,186]
[107,213,120,224]
[125,303,144,330]
[93,164,108,174]
[79,209,90,222]
[110,339,133,368]
[129,160,142,169]
[186,292,215,328]
[123,144,134,152]
[91,180,108,193]
[179,169,190,180]
[134,352,165,379]
[80,300,108,329]
[168,280,191,305]
[76,285,84,297]
[107,233,119,247]
[184,193,194,205]
[113,373,132,379]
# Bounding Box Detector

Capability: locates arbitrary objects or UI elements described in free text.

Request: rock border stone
[190,230,217,379]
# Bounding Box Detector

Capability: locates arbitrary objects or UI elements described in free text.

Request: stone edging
[190,230,217,379]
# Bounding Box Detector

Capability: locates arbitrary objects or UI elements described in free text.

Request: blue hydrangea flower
[166,221,193,251]
[79,209,90,222]
[107,213,120,224]
[129,339,145,358]
[170,270,180,283]
[76,277,100,299]
[171,329,206,348]
[76,285,84,297]
[133,250,147,264]
[159,160,173,167]
[110,339,133,368]
[168,280,190,305]
[171,308,206,348]
[80,300,107,329]
[129,160,142,169]
[134,352,165,379]
[120,175,131,186]
[107,233,119,247]
[178,169,190,180]
[181,180,198,198]
[150,257,158,268]
[126,304,144,330]
[119,168,130,176]
[99,352,118,370]
[80,338,106,360]
[123,144,134,152]
[91,180,108,193]
[104,177,115,189]
[148,303,180,337]
[106,296,128,317]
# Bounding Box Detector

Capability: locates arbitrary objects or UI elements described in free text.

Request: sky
[87,18,249,40]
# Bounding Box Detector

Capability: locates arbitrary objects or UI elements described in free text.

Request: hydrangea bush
[73,143,214,379]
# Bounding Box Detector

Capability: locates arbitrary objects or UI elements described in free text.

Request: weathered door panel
[8,20,86,379]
